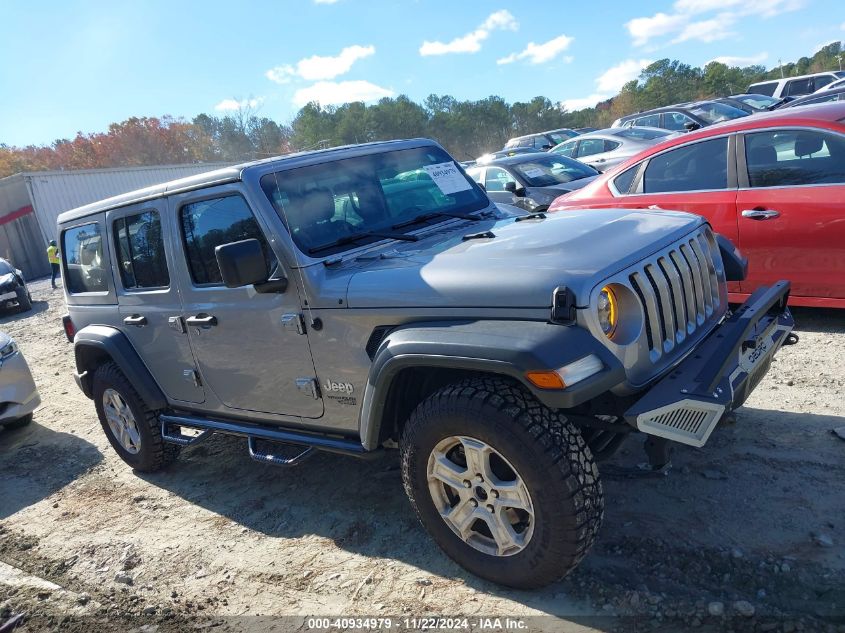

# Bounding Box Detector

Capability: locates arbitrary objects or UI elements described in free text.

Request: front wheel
[400,377,604,589]
[15,288,31,312]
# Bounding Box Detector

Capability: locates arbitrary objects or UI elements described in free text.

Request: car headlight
[597,286,618,337]
[0,340,18,360]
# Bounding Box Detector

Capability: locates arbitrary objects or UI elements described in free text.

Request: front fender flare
[358,320,625,449]
[73,325,167,410]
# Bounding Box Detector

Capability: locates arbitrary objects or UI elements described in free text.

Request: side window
[465,167,484,185]
[663,112,695,131]
[750,82,777,97]
[576,138,606,158]
[533,136,551,150]
[785,78,812,96]
[642,137,729,193]
[518,139,533,148]
[612,165,639,195]
[484,167,516,192]
[113,210,169,290]
[63,223,108,293]
[604,140,621,152]
[553,141,577,158]
[744,130,845,187]
[812,75,834,91]
[180,195,276,286]
[634,114,661,128]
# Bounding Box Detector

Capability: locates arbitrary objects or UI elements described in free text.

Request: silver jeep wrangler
[59,139,795,588]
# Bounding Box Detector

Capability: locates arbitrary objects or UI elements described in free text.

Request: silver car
[0,332,40,430]
[550,127,676,171]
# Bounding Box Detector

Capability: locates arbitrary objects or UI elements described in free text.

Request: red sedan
[549,102,845,308]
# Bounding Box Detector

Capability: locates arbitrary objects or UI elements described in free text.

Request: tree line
[1,42,841,178]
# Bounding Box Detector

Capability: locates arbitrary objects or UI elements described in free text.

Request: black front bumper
[624,280,795,447]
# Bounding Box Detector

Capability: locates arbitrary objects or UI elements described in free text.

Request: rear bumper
[624,280,795,447]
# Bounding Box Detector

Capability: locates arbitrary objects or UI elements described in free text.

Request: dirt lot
[1,277,844,633]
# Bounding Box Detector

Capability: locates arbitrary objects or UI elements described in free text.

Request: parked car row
[547,101,845,308]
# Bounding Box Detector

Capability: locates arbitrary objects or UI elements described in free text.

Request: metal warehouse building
[0,163,231,278]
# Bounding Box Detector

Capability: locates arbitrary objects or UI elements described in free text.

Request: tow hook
[783,332,799,346]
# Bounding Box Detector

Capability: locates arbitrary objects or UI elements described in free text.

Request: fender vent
[366,326,393,360]
[636,399,725,448]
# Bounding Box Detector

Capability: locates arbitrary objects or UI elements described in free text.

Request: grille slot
[629,228,722,362]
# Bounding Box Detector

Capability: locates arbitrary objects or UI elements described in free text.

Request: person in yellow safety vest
[47,240,60,289]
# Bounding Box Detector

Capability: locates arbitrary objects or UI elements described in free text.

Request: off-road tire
[2,414,33,430]
[15,288,31,312]
[400,377,603,589]
[93,362,179,472]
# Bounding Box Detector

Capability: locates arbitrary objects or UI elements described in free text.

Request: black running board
[159,413,377,467]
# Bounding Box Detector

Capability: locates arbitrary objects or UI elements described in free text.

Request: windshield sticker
[423,161,473,195]
[523,167,545,178]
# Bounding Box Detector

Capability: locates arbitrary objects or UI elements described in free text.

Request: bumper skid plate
[625,280,795,448]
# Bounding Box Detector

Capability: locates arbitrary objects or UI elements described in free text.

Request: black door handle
[185,314,217,327]
[123,314,147,327]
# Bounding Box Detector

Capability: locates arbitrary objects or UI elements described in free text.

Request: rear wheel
[93,362,178,472]
[400,377,603,589]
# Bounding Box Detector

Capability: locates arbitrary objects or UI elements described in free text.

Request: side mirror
[684,121,701,131]
[504,181,526,196]
[215,239,280,291]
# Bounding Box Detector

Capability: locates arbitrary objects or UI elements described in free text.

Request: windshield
[617,127,671,140]
[735,94,780,110]
[511,155,597,186]
[689,102,749,124]
[260,146,488,256]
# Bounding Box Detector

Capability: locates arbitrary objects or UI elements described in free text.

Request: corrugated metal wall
[0,175,51,278]
[25,163,233,242]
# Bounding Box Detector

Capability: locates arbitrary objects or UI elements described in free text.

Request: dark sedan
[779,86,845,109]
[466,153,598,211]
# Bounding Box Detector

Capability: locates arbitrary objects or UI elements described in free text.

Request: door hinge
[281,313,306,335]
[295,377,320,399]
[168,316,186,334]
[183,369,202,387]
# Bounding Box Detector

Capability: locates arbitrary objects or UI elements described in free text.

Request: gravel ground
[1,277,844,633]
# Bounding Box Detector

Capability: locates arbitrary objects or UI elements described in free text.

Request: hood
[0,273,17,288]
[341,208,704,309]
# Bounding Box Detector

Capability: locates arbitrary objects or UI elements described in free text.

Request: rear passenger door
[108,201,205,404]
[737,128,845,299]
[169,184,323,419]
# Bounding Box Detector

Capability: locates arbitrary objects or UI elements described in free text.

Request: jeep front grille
[628,229,722,362]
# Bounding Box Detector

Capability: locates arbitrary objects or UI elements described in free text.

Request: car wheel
[2,414,32,430]
[93,362,179,472]
[15,288,31,312]
[400,377,603,589]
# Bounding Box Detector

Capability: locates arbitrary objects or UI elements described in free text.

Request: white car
[0,332,40,430]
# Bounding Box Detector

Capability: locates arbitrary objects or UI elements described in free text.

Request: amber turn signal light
[525,371,566,390]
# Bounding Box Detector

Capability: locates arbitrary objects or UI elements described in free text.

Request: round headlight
[597,286,617,337]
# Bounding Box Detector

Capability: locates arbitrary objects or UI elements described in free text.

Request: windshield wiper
[391,210,482,230]
[308,230,418,255]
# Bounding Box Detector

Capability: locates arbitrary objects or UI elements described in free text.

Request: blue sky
[0,0,842,147]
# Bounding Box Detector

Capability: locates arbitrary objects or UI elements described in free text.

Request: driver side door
[169,183,324,419]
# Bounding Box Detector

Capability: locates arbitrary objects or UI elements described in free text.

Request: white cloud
[596,59,653,92]
[266,44,375,84]
[708,52,768,66]
[671,14,735,44]
[626,12,688,47]
[628,0,803,47]
[419,10,518,56]
[497,34,574,65]
[214,97,264,112]
[561,93,610,112]
[292,80,394,107]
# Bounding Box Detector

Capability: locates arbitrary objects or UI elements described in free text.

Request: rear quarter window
[62,222,109,294]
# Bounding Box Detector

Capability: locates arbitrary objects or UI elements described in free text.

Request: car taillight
[62,314,75,342]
